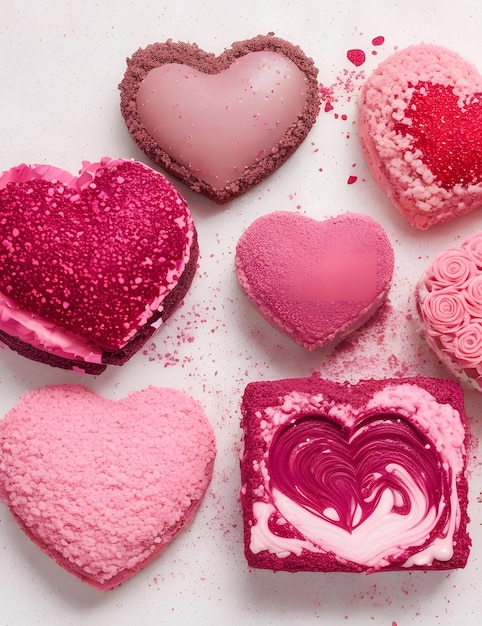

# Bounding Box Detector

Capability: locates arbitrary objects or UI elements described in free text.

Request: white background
[1,1,482,624]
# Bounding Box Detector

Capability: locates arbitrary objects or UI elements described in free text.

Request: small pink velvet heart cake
[235,211,394,349]
[119,34,320,203]
[416,232,482,391]
[240,376,470,573]
[0,158,198,373]
[358,44,482,229]
[0,385,216,590]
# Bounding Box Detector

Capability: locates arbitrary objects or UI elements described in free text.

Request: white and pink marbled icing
[246,384,465,569]
[136,51,308,187]
[417,232,482,391]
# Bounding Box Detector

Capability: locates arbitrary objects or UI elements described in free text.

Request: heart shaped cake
[119,34,320,203]
[235,211,394,349]
[0,385,216,590]
[240,376,470,572]
[358,44,482,229]
[416,231,482,391]
[0,158,198,373]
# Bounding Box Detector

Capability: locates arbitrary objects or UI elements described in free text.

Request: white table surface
[1,1,482,624]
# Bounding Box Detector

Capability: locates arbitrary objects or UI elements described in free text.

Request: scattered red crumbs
[347,49,366,67]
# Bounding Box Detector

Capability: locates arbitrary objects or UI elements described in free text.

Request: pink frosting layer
[417,232,482,390]
[0,385,216,590]
[137,51,307,187]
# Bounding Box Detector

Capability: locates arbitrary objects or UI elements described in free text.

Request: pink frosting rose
[463,232,482,269]
[421,288,468,335]
[425,248,477,291]
[452,322,482,368]
[463,275,482,318]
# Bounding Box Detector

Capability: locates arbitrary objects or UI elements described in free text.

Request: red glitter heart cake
[0,158,198,373]
[240,376,470,572]
[358,44,482,229]
[0,385,216,590]
[235,211,394,349]
[119,34,320,203]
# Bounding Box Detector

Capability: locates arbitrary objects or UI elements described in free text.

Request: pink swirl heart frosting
[417,232,482,390]
[268,414,444,533]
[240,377,470,572]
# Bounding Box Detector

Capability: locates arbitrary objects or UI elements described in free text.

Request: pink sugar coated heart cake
[416,232,482,391]
[358,44,482,229]
[119,34,320,203]
[0,385,216,590]
[0,157,198,373]
[235,211,394,349]
[240,376,470,573]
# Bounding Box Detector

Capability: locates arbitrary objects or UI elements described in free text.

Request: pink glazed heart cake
[240,376,470,572]
[0,157,198,374]
[358,44,482,229]
[235,211,394,349]
[119,34,320,203]
[416,231,482,391]
[0,385,216,590]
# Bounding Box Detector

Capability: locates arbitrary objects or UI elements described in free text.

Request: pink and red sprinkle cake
[416,232,482,391]
[119,34,320,203]
[0,385,216,590]
[235,211,394,349]
[240,376,470,572]
[0,157,198,373]
[358,44,482,229]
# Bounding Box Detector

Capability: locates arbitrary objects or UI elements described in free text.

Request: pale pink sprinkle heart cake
[119,33,320,204]
[240,376,470,573]
[416,231,482,391]
[235,211,394,349]
[0,157,198,374]
[0,385,216,590]
[358,44,482,229]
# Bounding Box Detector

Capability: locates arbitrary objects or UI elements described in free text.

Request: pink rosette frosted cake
[240,376,470,572]
[119,34,320,203]
[0,158,198,373]
[0,385,216,590]
[416,232,482,390]
[358,44,482,229]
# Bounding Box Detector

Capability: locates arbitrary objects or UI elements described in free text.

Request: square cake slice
[240,376,470,572]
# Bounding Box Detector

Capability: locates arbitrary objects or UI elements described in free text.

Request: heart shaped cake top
[119,34,320,203]
[0,385,216,590]
[240,377,470,572]
[416,231,482,391]
[358,44,482,229]
[235,211,394,349]
[0,158,197,372]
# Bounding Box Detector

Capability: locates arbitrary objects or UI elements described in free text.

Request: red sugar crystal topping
[395,82,482,189]
[0,161,191,350]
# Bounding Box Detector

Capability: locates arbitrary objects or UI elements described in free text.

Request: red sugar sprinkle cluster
[394,82,482,189]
